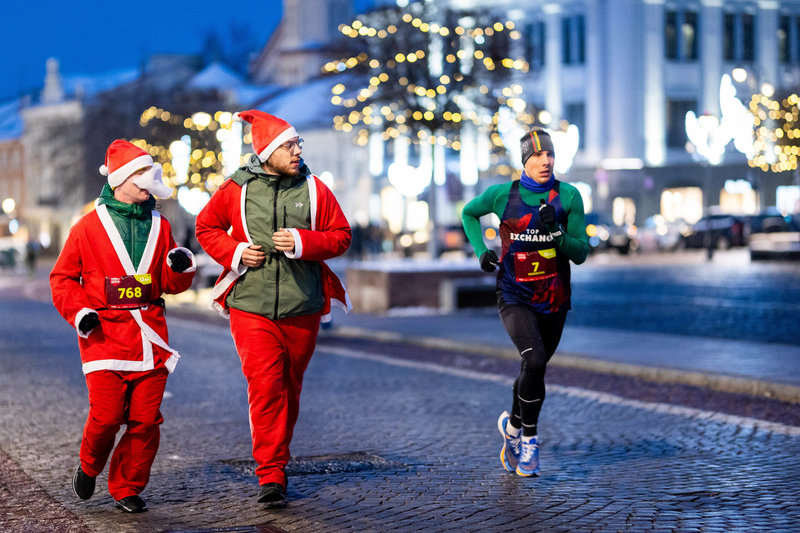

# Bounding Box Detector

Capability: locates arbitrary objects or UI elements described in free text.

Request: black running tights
[499,304,568,437]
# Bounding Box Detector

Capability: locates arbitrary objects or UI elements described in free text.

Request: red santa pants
[80,367,168,500]
[229,308,321,487]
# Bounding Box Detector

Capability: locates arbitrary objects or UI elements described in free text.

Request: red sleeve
[158,217,195,295]
[292,178,351,261]
[50,220,93,328]
[195,180,243,270]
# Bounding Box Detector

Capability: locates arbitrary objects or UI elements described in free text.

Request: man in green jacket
[196,111,351,507]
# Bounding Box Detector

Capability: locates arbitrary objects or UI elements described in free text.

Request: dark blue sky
[2,1,285,101]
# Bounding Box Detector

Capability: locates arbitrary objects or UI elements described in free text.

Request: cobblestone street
[1,297,799,532]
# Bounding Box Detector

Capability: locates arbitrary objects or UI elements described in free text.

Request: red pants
[229,308,321,486]
[80,368,168,500]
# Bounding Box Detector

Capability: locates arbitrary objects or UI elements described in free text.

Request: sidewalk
[322,308,800,403]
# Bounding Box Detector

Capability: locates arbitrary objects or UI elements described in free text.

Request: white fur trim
[83,357,153,374]
[307,175,318,231]
[96,205,137,273]
[130,308,180,373]
[232,242,250,272]
[167,246,196,273]
[208,269,242,304]
[256,126,298,162]
[96,205,161,275]
[284,228,302,258]
[240,182,251,242]
[210,299,230,318]
[83,331,154,374]
[106,154,154,188]
[138,212,161,275]
[75,307,97,338]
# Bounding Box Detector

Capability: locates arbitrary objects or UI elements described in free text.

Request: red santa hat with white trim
[234,110,297,163]
[100,139,154,187]
[99,139,172,198]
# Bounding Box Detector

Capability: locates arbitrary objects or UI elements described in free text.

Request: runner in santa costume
[50,139,196,513]
[195,110,351,506]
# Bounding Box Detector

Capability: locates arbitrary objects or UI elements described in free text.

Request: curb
[329,326,800,405]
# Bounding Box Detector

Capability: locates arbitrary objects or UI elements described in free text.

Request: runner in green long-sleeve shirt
[461,128,589,478]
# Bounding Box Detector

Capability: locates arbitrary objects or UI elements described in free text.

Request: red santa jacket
[50,205,196,374]
[195,173,352,321]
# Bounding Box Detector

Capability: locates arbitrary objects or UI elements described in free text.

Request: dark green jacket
[97,184,154,269]
[225,159,323,319]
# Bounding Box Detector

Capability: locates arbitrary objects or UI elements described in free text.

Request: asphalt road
[563,249,800,345]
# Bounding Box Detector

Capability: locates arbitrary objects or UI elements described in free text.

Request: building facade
[252,0,800,257]
[443,0,800,225]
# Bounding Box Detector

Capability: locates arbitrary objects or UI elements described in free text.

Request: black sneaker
[115,495,148,513]
[257,482,286,507]
[72,466,95,500]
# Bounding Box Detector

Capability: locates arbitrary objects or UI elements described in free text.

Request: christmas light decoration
[326,1,565,182]
[685,74,755,166]
[749,89,800,173]
[133,107,245,213]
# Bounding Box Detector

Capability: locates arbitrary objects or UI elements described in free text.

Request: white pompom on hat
[234,110,298,163]
[100,139,154,188]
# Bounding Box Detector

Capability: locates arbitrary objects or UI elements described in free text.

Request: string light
[135,106,246,195]
[749,91,800,172]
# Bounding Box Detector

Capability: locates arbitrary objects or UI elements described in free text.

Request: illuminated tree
[80,69,245,220]
[749,89,800,173]
[325,0,549,181]
[324,0,570,255]
[132,106,245,215]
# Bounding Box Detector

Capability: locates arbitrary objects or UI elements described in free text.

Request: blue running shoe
[497,411,521,473]
[516,435,540,477]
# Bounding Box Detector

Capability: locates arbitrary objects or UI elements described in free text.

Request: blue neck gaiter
[520,171,554,193]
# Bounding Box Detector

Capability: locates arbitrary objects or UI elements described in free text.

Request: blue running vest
[497,180,571,313]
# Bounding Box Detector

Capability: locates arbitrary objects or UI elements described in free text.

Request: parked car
[636,215,687,252]
[748,215,800,260]
[584,212,636,254]
[745,212,794,235]
[680,214,746,249]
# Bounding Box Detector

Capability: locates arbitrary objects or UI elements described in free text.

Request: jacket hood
[232,155,311,186]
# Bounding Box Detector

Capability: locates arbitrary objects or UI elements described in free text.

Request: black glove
[168,249,192,273]
[78,312,100,335]
[479,250,499,273]
[539,200,557,230]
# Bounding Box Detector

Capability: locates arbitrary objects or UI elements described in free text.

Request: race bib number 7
[514,248,557,282]
[105,274,152,309]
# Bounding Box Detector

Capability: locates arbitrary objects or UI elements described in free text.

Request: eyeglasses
[278,138,304,152]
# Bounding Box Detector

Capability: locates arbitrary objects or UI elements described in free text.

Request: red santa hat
[234,110,298,163]
[99,139,154,188]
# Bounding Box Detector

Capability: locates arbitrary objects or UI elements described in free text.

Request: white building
[255,0,800,249]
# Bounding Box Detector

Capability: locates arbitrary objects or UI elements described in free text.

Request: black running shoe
[72,466,95,500]
[257,482,286,506]
[115,495,148,513]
